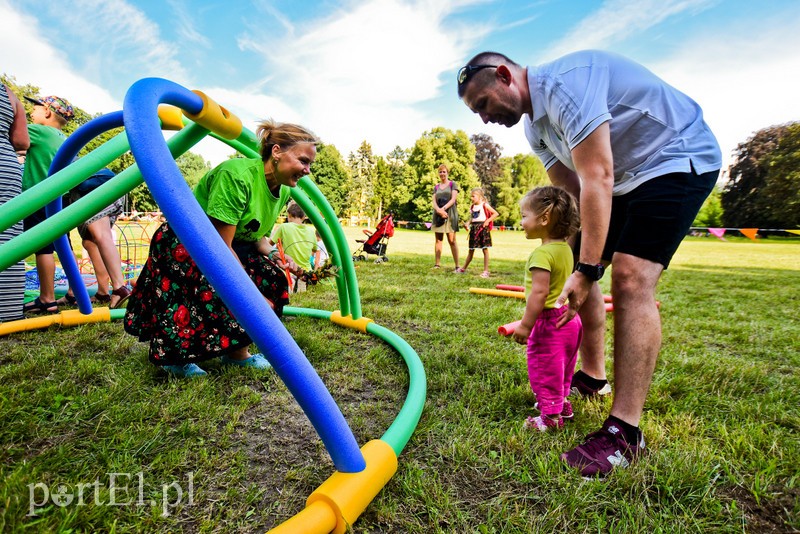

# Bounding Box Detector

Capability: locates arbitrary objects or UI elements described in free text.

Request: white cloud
[66,0,189,87]
[0,1,118,113]
[167,0,212,48]
[649,11,800,170]
[540,0,719,60]
[238,0,489,158]
[521,0,800,170]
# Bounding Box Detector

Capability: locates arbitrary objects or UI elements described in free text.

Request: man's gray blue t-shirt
[524,50,722,195]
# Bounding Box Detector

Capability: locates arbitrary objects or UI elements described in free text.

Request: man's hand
[554,272,593,328]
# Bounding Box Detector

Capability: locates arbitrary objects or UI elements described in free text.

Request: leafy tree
[491,154,548,226]
[722,122,800,228]
[470,133,503,201]
[381,146,416,221]
[373,156,394,220]
[406,127,479,223]
[759,124,800,227]
[311,142,350,217]
[2,72,212,213]
[347,141,377,219]
[176,152,211,190]
[130,151,212,212]
[692,187,724,227]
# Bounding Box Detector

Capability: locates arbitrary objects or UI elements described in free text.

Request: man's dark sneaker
[561,418,645,478]
[570,369,612,397]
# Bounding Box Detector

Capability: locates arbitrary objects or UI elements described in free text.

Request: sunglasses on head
[457,64,497,86]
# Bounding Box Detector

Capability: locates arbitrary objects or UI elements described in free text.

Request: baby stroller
[353,213,395,263]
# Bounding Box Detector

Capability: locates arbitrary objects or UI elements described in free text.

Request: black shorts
[601,169,718,269]
[23,207,55,255]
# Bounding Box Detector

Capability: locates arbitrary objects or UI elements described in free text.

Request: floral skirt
[124,223,289,366]
[468,223,492,249]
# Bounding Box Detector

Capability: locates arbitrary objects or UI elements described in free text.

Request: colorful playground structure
[0,78,426,533]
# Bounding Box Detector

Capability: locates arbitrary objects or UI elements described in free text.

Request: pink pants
[527,306,583,417]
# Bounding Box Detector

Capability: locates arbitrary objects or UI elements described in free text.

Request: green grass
[1,228,798,533]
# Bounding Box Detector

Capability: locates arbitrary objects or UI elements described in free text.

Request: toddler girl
[462,188,498,277]
[513,186,583,431]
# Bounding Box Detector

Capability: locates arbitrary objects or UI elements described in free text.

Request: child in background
[513,186,583,431]
[270,201,317,288]
[21,95,73,314]
[314,230,328,268]
[461,187,498,278]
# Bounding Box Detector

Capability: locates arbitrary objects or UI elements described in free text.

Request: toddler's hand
[512,324,531,345]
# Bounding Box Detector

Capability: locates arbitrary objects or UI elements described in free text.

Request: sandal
[110,286,132,309]
[23,297,58,315]
[480,271,490,278]
[55,293,78,306]
[91,293,111,304]
[220,353,272,370]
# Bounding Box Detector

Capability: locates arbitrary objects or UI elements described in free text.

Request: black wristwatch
[575,262,605,281]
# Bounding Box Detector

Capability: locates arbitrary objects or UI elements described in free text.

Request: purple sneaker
[561,419,645,478]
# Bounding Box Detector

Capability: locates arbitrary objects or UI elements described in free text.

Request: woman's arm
[257,235,303,275]
[209,216,245,268]
[513,268,550,345]
[483,203,499,226]
[432,188,447,217]
[443,188,458,210]
[255,235,277,257]
[7,86,30,155]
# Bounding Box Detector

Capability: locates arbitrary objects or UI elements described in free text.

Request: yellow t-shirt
[524,241,574,309]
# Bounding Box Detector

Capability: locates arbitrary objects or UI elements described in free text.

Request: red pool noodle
[498,320,521,336]
[495,284,524,292]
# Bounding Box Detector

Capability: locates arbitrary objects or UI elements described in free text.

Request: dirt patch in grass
[230,387,332,530]
[721,484,799,533]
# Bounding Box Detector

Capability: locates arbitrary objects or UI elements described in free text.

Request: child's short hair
[286,201,306,220]
[521,186,580,240]
[470,187,486,201]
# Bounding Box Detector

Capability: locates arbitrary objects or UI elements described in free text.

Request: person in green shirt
[20,95,73,315]
[124,119,317,378]
[270,200,318,271]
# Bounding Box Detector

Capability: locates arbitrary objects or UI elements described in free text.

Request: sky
[2,0,799,176]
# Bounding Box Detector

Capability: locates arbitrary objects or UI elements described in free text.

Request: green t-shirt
[22,124,66,191]
[194,158,290,243]
[524,241,574,309]
[271,222,318,269]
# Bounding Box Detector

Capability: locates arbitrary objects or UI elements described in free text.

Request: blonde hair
[470,187,486,202]
[520,186,580,240]
[437,163,449,172]
[256,119,320,161]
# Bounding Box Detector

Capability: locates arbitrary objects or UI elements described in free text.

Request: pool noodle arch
[0,78,426,533]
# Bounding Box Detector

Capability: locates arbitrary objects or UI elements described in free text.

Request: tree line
[316,130,550,228]
[4,73,797,229]
[2,74,212,214]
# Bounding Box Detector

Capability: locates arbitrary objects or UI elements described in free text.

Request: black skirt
[124,223,289,365]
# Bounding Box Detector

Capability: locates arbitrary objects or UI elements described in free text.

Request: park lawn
[0,229,798,533]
